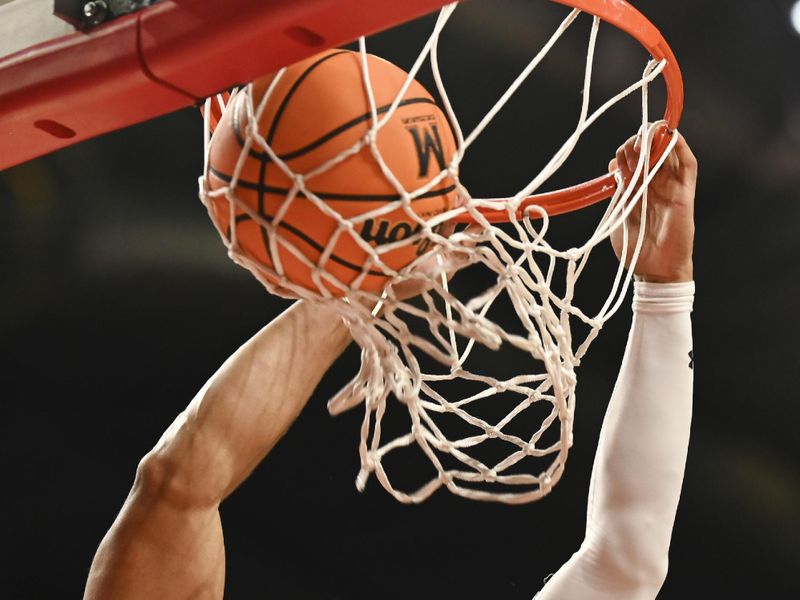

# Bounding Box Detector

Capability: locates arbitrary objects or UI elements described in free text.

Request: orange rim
[453,0,683,224]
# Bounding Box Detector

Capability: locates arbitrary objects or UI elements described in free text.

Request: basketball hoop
[198,0,683,504]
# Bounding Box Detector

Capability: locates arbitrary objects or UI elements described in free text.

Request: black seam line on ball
[237,97,439,162]
[268,50,350,146]
[257,157,268,215]
[279,97,438,160]
[209,166,455,202]
[237,51,349,202]
[232,50,350,157]
[232,213,387,277]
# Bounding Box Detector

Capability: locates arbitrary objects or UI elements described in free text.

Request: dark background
[2,0,799,598]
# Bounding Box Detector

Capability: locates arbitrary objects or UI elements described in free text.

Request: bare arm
[537,127,697,599]
[84,299,352,600]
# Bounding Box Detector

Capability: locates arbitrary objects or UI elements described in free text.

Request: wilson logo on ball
[360,218,417,245]
[206,50,458,295]
[360,219,447,256]
[406,122,447,177]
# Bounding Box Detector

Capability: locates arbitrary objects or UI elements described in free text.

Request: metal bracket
[54,0,160,30]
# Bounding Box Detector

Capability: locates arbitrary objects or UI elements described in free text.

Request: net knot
[397,390,414,405]
[364,452,377,470]
[447,158,459,178]
[197,10,671,504]
[245,121,259,142]
[565,247,581,262]
[440,439,454,452]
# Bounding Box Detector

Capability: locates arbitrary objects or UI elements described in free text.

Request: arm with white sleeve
[536,126,698,600]
[536,281,694,599]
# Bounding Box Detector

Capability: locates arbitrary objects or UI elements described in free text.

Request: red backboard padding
[0,0,451,170]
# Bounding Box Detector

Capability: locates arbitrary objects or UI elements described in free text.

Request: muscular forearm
[84,300,352,600]
[147,299,352,503]
[537,281,694,599]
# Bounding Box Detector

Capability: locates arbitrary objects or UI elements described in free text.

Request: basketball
[206,49,458,295]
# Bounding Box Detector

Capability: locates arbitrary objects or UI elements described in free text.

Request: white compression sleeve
[535,281,695,600]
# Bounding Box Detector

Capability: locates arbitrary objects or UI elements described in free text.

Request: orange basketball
[206,49,458,295]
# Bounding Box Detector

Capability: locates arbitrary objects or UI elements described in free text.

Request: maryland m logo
[406,122,447,178]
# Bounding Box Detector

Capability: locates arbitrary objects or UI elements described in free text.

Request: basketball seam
[235,97,441,163]
[281,97,438,160]
[232,213,388,277]
[232,50,350,152]
[253,50,350,275]
[216,49,450,286]
[267,50,351,146]
[209,166,455,202]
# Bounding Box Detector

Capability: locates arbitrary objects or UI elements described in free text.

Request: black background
[2,1,799,598]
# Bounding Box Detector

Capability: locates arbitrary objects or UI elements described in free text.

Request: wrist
[634,265,693,284]
[633,280,695,313]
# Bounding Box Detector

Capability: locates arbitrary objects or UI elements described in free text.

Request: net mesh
[199,3,679,504]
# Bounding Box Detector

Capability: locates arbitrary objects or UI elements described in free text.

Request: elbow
[132,449,187,508]
[580,528,670,596]
[132,436,222,511]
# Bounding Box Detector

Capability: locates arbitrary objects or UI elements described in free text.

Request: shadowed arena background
[1,0,799,597]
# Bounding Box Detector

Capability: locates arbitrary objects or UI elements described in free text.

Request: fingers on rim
[623,141,640,174]
[616,145,633,182]
[613,123,694,180]
[672,131,698,172]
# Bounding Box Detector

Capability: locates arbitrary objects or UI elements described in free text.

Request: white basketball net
[199,4,679,504]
